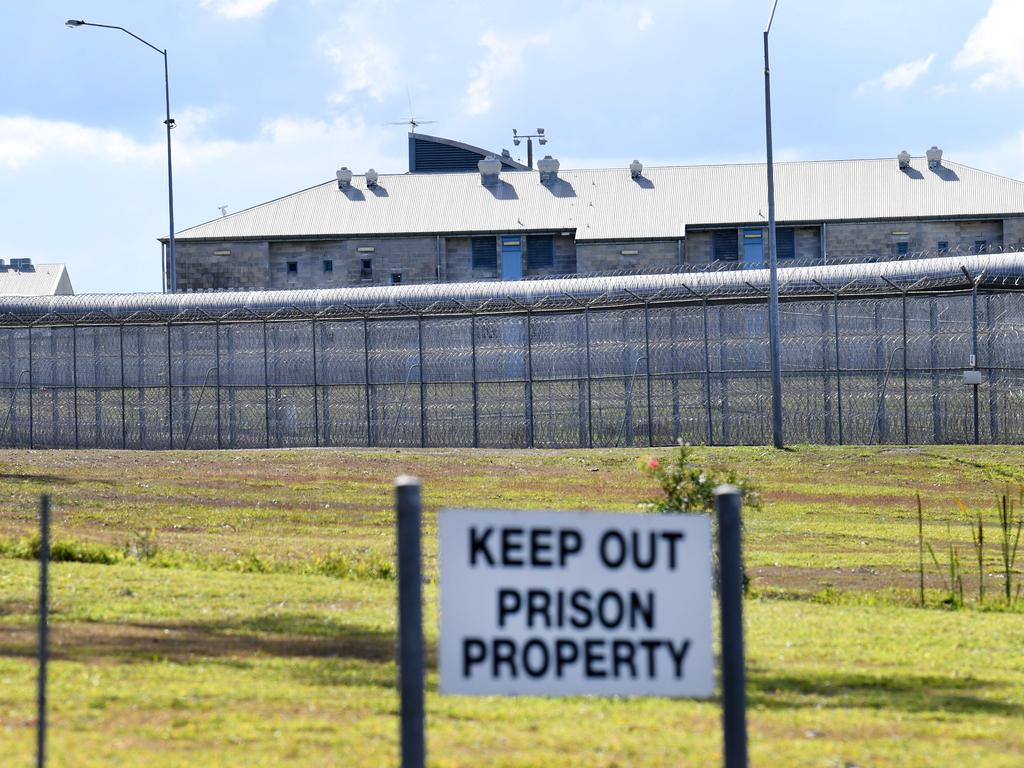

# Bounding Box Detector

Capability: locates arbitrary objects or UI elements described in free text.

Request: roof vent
[537,155,560,183]
[897,150,911,170]
[365,168,378,187]
[926,146,943,169]
[630,159,643,178]
[336,167,353,189]
[478,155,501,184]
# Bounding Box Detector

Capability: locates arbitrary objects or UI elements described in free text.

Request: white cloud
[857,53,935,94]
[464,31,550,117]
[954,0,1024,90]
[318,4,403,104]
[0,116,161,169]
[199,0,279,20]
[637,9,654,31]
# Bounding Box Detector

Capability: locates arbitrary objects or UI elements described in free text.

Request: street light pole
[65,19,177,294]
[763,0,784,449]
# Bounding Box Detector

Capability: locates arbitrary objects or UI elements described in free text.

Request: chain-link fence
[1,280,1021,449]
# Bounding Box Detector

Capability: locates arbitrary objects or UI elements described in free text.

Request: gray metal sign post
[395,476,425,768]
[714,485,748,768]
[37,494,51,768]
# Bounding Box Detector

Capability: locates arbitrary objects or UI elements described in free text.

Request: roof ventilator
[897,150,911,170]
[336,167,353,189]
[478,155,501,185]
[926,146,943,169]
[537,155,560,183]
[630,159,643,178]
[365,168,379,187]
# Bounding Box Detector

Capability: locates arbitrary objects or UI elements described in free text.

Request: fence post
[470,315,479,448]
[416,316,426,448]
[72,325,79,449]
[214,322,222,450]
[119,325,127,449]
[929,299,942,442]
[312,319,321,447]
[263,321,271,448]
[971,281,980,444]
[714,484,748,768]
[584,306,594,448]
[28,325,34,449]
[166,323,174,449]
[36,493,50,768]
[394,476,425,768]
[643,301,654,447]
[702,298,713,446]
[902,291,909,445]
[986,294,998,441]
[834,293,844,445]
[525,311,535,448]
[820,302,833,443]
[363,317,373,447]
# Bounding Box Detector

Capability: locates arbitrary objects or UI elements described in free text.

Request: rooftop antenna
[387,91,438,133]
[218,205,228,217]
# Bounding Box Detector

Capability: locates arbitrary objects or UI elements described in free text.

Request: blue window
[323,259,333,273]
[937,241,949,253]
[526,235,554,270]
[713,230,738,261]
[776,227,795,259]
[975,240,987,253]
[472,237,497,269]
[286,261,298,274]
[896,242,909,256]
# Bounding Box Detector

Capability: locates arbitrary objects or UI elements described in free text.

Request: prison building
[164,143,1024,293]
[0,259,74,296]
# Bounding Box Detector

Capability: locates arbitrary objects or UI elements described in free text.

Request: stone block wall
[267,237,438,290]
[825,219,1004,260]
[575,240,682,273]
[175,240,270,292]
[1004,216,1024,249]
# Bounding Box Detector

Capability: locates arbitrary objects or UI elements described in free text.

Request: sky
[2,0,1023,294]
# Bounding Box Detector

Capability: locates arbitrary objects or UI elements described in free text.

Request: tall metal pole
[65,20,176,292]
[764,0,784,449]
[394,476,425,768]
[36,494,51,768]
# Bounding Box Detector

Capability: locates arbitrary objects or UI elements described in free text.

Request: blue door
[742,228,764,269]
[501,236,523,280]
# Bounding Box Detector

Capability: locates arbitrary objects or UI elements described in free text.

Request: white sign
[439,509,713,698]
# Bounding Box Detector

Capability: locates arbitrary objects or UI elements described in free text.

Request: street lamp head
[65,19,85,27]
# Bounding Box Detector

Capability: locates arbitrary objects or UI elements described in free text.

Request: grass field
[1,445,1023,766]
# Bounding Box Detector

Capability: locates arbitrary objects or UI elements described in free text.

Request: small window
[896,242,909,256]
[975,239,987,253]
[471,237,498,269]
[526,234,554,269]
[390,272,402,285]
[776,227,795,259]
[286,261,298,274]
[937,241,949,253]
[360,258,372,280]
[713,230,738,261]
[323,259,333,273]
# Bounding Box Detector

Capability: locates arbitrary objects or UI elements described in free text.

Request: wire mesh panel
[422,318,474,446]
[0,327,30,447]
[318,320,369,446]
[368,319,421,447]
[475,315,529,447]
[29,327,76,448]
[171,324,219,449]
[74,326,123,448]
[122,325,170,449]
[219,323,267,449]
[647,306,706,444]
[530,312,587,447]
[267,322,316,447]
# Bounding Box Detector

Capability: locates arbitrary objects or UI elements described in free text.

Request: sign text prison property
[439,509,713,697]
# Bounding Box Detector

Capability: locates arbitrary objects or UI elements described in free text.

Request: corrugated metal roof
[174,157,1024,243]
[0,264,73,296]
